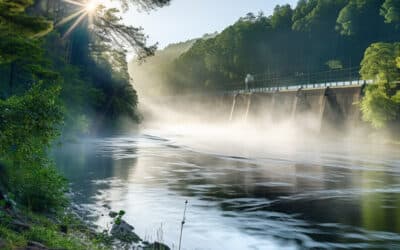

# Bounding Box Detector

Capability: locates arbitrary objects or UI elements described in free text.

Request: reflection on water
[54,133,400,250]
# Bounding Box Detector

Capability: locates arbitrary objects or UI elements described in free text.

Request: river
[54,126,400,250]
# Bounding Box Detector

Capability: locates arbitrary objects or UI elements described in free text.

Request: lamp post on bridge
[245,74,254,92]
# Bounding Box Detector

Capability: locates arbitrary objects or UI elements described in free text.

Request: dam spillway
[147,83,366,134]
[226,85,365,133]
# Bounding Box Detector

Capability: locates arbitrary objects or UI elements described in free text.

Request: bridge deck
[230,79,372,95]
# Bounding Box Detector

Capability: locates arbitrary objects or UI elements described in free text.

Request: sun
[85,0,98,13]
[59,0,113,38]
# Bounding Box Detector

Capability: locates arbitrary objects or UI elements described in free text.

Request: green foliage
[131,0,400,95]
[0,0,56,97]
[271,4,293,30]
[361,86,400,128]
[0,212,109,250]
[0,84,67,211]
[294,0,347,32]
[0,0,52,37]
[326,60,343,69]
[129,38,197,96]
[0,84,63,162]
[360,42,400,87]
[0,0,156,225]
[336,0,387,36]
[381,0,400,24]
[24,226,98,250]
[114,210,126,225]
[7,163,67,211]
[0,225,27,249]
[360,42,400,128]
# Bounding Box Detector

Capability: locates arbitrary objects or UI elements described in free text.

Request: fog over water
[55,98,400,250]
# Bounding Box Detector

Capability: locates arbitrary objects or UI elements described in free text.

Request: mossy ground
[0,208,112,250]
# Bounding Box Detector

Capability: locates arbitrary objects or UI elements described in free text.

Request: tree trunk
[9,62,15,96]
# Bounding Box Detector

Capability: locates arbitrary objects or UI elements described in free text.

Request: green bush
[0,83,66,212]
[6,163,67,212]
[360,42,400,129]
[25,226,86,250]
[361,85,400,128]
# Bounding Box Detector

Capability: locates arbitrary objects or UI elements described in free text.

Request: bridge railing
[224,67,373,94]
[228,79,373,95]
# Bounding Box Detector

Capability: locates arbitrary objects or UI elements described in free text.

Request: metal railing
[230,79,372,95]
[224,67,372,94]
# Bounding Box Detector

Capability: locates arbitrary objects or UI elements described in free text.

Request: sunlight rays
[62,0,85,7]
[56,9,86,27]
[63,12,88,38]
[59,0,103,39]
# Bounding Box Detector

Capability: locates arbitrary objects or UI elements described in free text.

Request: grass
[0,210,111,250]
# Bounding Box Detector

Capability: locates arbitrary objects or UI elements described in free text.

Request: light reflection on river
[54,132,400,250]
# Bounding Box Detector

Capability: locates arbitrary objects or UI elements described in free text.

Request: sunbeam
[62,0,85,7]
[62,12,88,39]
[56,9,86,27]
[60,0,105,38]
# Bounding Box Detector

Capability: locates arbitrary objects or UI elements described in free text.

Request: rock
[59,224,68,234]
[25,241,48,250]
[110,219,140,243]
[10,219,30,232]
[0,238,6,249]
[0,192,15,210]
[102,203,111,210]
[108,211,118,218]
[143,242,170,250]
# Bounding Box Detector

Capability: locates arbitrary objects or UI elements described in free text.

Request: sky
[122,0,298,48]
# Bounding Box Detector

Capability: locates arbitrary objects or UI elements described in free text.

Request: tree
[360,42,400,87]
[381,0,400,24]
[0,0,55,96]
[0,0,52,37]
[0,83,66,211]
[360,42,400,128]
[129,0,400,95]
[336,0,386,37]
[360,85,399,128]
[271,5,293,30]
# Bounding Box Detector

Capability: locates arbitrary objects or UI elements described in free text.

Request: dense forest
[0,0,169,249]
[130,0,400,129]
[131,0,400,93]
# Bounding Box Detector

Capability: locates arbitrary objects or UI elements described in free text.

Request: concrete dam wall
[226,85,364,133]
[148,84,365,134]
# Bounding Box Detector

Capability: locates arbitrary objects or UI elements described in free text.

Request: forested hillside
[131,0,400,94]
[129,32,217,96]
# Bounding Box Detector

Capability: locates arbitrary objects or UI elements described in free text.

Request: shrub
[361,85,400,128]
[0,83,66,212]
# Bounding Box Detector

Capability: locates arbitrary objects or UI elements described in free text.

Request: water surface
[54,131,400,249]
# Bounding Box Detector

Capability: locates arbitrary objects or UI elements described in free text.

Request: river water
[54,127,400,250]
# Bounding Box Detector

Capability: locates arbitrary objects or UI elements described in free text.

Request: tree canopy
[360,42,400,128]
[130,0,400,95]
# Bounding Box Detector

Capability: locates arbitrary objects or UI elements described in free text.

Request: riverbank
[0,191,170,250]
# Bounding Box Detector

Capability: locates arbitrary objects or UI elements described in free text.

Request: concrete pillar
[317,88,328,133]
[244,93,252,122]
[229,94,237,121]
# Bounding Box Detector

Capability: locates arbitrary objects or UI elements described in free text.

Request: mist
[133,90,385,161]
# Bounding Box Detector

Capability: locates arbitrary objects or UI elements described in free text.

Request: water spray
[178,200,188,250]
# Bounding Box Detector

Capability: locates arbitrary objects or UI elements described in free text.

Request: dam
[227,83,366,133]
[151,79,368,134]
